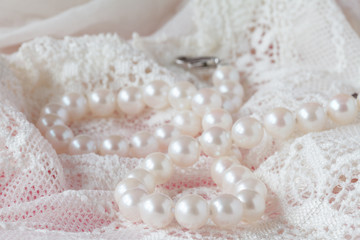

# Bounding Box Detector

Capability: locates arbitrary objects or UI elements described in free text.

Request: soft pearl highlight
[68,134,97,155]
[173,110,201,137]
[210,194,243,228]
[236,190,265,222]
[87,89,116,117]
[61,92,88,121]
[297,102,326,132]
[263,107,295,139]
[200,127,232,157]
[117,188,147,222]
[117,86,146,115]
[168,136,200,167]
[327,93,358,125]
[130,131,159,158]
[141,152,174,184]
[99,135,129,156]
[45,125,74,153]
[222,165,254,193]
[191,88,222,116]
[126,168,156,193]
[202,108,233,131]
[231,117,264,149]
[142,80,169,109]
[168,81,197,110]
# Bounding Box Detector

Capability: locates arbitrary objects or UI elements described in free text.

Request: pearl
[212,66,240,86]
[215,82,244,113]
[45,125,74,154]
[200,127,232,157]
[327,94,358,125]
[117,86,146,115]
[87,89,116,117]
[210,194,243,229]
[114,178,148,203]
[130,131,159,158]
[173,110,201,137]
[174,195,209,230]
[117,188,147,222]
[36,114,64,135]
[233,178,267,198]
[231,117,264,149]
[263,107,295,139]
[191,88,222,116]
[168,136,200,168]
[154,124,181,152]
[141,152,174,184]
[61,92,88,121]
[68,135,97,155]
[296,102,326,133]
[126,168,156,193]
[42,103,69,122]
[202,108,233,131]
[99,135,129,157]
[142,80,169,109]
[236,190,265,222]
[168,81,197,110]
[211,157,237,186]
[139,192,174,228]
[222,165,254,193]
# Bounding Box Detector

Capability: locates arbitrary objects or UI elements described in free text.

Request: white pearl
[168,136,200,168]
[68,135,97,155]
[236,190,265,222]
[200,127,232,157]
[215,81,244,114]
[114,178,148,203]
[37,114,64,135]
[130,131,159,158]
[174,194,209,230]
[233,178,267,198]
[126,168,156,193]
[139,192,174,228]
[211,157,237,186]
[87,89,116,117]
[222,165,254,193]
[173,110,201,137]
[296,102,326,133]
[263,107,295,139]
[42,103,69,122]
[154,124,181,152]
[117,188,147,222]
[210,194,243,229]
[327,94,358,125]
[202,108,233,131]
[61,92,88,121]
[231,117,264,149]
[191,88,222,116]
[141,152,174,185]
[99,135,129,157]
[142,80,169,109]
[212,66,240,86]
[117,86,146,115]
[45,125,74,154]
[168,81,197,110]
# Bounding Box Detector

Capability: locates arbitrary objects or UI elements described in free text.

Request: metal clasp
[175,56,221,69]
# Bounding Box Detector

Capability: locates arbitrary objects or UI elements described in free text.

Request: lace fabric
[0,0,359,239]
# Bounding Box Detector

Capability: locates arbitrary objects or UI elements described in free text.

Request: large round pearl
[263,107,295,139]
[142,80,169,109]
[45,125,74,154]
[87,89,116,117]
[36,114,64,135]
[168,136,200,168]
[211,157,237,186]
[126,168,156,193]
[141,152,174,184]
[191,88,222,116]
[210,194,243,229]
[117,188,147,222]
[174,195,209,230]
[139,192,174,228]
[200,127,232,157]
[236,190,265,222]
[99,135,129,157]
[327,94,358,125]
[130,131,159,158]
[168,81,197,110]
[212,66,240,86]
[173,110,201,137]
[114,178,148,203]
[117,86,145,115]
[231,117,264,149]
[233,178,267,198]
[154,124,181,152]
[61,92,88,121]
[202,108,233,131]
[68,135,97,155]
[42,103,69,122]
[296,102,326,133]
[215,81,244,113]
[222,165,254,193]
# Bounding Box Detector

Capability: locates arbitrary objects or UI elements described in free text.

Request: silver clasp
[175,56,221,69]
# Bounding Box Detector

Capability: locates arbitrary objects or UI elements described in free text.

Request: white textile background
[0,0,359,239]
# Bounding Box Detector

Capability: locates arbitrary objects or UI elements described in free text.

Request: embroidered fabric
[0,0,359,239]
